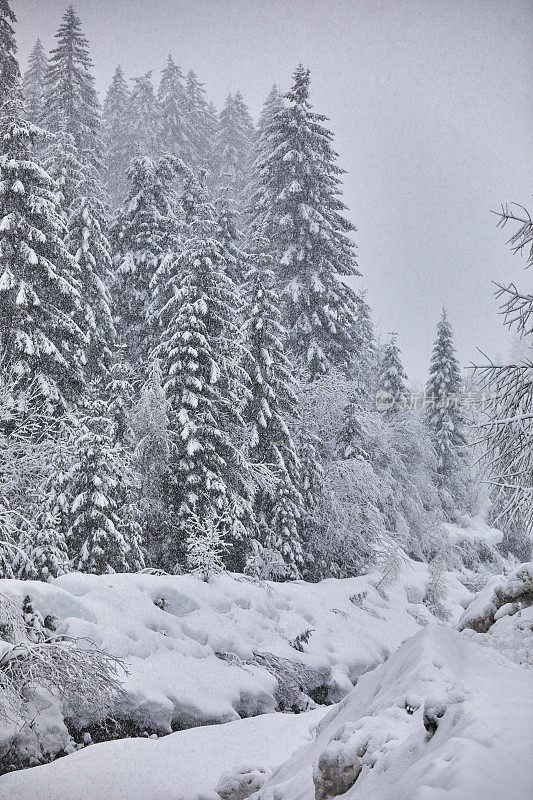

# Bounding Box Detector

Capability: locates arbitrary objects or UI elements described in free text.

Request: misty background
[13,0,533,385]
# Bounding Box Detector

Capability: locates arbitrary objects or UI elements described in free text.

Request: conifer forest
[0,2,531,798]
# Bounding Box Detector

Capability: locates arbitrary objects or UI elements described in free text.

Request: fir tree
[250,65,361,379]
[212,92,254,207]
[30,472,70,581]
[127,72,161,159]
[185,70,216,170]
[43,5,101,165]
[67,165,116,380]
[377,334,409,414]
[185,511,230,581]
[152,170,250,567]
[425,310,469,478]
[42,128,84,216]
[269,467,303,579]
[0,0,19,107]
[158,55,190,162]
[102,65,131,207]
[112,155,180,365]
[106,348,136,447]
[215,191,246,285]
[21,38,47,124]
[244,85,283,214]
[0,101,85,409]
[68,396,141,574]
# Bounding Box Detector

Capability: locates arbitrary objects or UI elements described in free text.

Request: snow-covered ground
[0,706,328,800]
[0,559,470,736]
[255,624,533,800]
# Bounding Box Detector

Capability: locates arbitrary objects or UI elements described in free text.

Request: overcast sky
[12,0,533,386]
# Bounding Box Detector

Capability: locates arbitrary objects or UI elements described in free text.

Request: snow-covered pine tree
[158,55,190,163]
[67,394,143,574]
[28,471,70,581]
[152,169,251,569]
[249,65,361,380]
[102,65,131,208]
[43,5,101,166]
[185,511,230,581]
[112,155,180,366]
[42,128,84,216]
[425,310,469,480]
[215,191,246,286]
[106,347,136,447]
[21,39,47,125]
[243,85,283,219]
[212,92,254,209]
[67,165,116,380]
[126,72,161,160]
[0,101,85,409]
[0,0,19,107]
[241,234,304,574]
[376,334,409,414]
[185,70,216,170]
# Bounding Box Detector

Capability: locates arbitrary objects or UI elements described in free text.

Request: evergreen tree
[67,166,116,379]
[158,55,190,162]
[21,39,47,124]
[152,170,250,567]
[243,85,283,216]
[212,92,254,207]
[185,512,230,581]
[112,155,180,365]
[106,348,136,447]
[215,191,246,285]
[43,5,101,165]
[0,0,19,107]
[0,101,85,409]
[127,72,161,159]
[425,310,467,477]
[68,396,142,574]
[102,65,131,207]
[185,70,216,170]
[250,65,361,379]
[377,334,409,414]
[241,237,304,574]
[29,472,70,581]
[42,128,84,216]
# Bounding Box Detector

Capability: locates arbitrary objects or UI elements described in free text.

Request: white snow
[0,707,328,800]
[255,625,533,800]
[0,562,470,734]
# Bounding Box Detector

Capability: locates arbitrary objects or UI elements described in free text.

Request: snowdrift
[0,562,470,741]
[254,625,533,800]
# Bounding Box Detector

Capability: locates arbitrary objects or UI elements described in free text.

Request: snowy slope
[255,625,533,800]
[0,707,328,800]
[0,562,471,735]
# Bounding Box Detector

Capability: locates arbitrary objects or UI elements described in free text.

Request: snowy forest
[0,1,531,798]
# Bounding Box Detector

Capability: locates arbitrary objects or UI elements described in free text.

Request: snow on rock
[0,707,328,800]
[0,562,471,736]
[459,561,533,666]
[254,625,533,800]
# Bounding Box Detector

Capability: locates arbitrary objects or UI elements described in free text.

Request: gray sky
[13,0,533,386]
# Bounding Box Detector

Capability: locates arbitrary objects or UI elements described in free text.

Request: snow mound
[458,561,533,666]
[0,562,470,737]
[0,707,327,800]
[254,625,533,800]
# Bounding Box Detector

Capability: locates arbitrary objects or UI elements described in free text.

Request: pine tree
[212,92,254,207]
[67,165,116,380]
[243,85,283,216]
[102,65,131,207]
[250,65,361,379]
[68,396,140,574]
[185,70,216,170]
[269,467,303,579]
[21,39,47,124]
[158,55,190,162]
[215,191,246,285]
[377,334,409,414]
[0,101,85,409]
[127,72,161,159]
[185,511,230,581]
[30,473,70,581]
[112,155,180,365]
[106,348,136,447]
[0,0,19,107]
[152,170,250,567]
[42,128,84,216]
[43,5,101,165]
[425,310,467,478]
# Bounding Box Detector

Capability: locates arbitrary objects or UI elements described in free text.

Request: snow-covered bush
[216,764,269,800]
[0,593,127,772]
